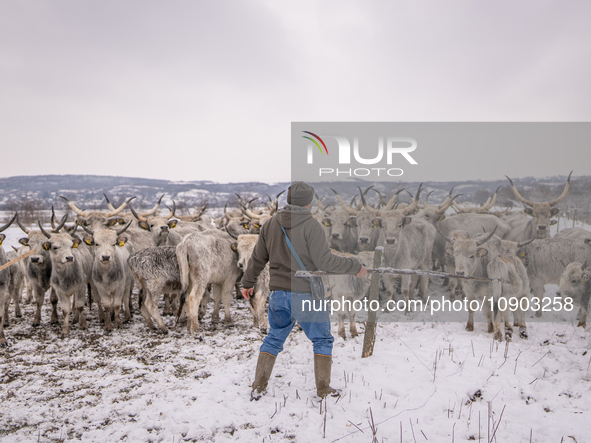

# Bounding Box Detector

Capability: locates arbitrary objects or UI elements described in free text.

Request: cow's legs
[142,286,167,332]
[530,279,545,318]
[58,291,71,335]
[32,285,45,327]
[163,293,172,316]
[186,281,207,333]
[3,296,8,327]
[76,288,87,330]
[0,289,7,346]
[348,304,358,338]
[13,279,23,318]
[466,298,475,331]
[401,275,412,312]
[49,289,59,325]
[219,280,234,324]
[72,296,79,324]
[101,291,113,332]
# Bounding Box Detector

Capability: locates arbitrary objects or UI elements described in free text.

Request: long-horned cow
[556,254,591,328]
[40,222,94,335]
[0,215,18,346]
[17,214,65,327]
[504,172,572,242]
[176,230,242,333]
[519,236,591,317]
[226,229,270,333]
[362,186,435,309]
[81,222,135,332]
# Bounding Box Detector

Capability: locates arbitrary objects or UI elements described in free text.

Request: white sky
[1,1,590,183]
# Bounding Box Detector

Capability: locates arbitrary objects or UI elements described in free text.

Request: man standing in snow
[241,181,367,400]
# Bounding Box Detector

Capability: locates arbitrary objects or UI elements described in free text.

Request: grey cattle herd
[1,174,590,347]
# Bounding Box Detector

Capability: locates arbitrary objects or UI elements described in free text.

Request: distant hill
[1,174,589,224]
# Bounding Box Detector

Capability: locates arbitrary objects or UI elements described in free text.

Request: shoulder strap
[281,226,307,271]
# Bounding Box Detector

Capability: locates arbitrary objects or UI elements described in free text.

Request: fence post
[362,246,384,358]
[573,208,577,228]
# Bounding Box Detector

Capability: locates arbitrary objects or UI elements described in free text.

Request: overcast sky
[1,1,590,184]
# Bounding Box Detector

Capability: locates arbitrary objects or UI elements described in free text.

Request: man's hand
[241,287,254,300]
[355,265,368,278]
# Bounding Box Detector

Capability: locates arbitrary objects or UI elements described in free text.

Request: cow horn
[358,186,380,216]
[61,196,88,217]
[0,213,17,233]
[116,221,132,236]
[402,183,422,215]
[272,191,285,214]
[371,188,388,207]
[476,226,498,246]
[194,202,209,220]
[140,194,164,217]
[517,237,536,248]
[79,221,94,236]
[107,196,136,217]
[38,221,51,239]
[240,203,260,220]
[548,171,573,207]
[50,206,57,230]
[15,213,29,234]
[438,194,462,214]
[167,201,177,220]
[385,189,406,210]
[436,227,454,244]
[315,193,325,212]
[52,213,68,233]
[224,203,234,221]
[422,190,434,208]
[129,204,147,222]
[482,186,501,211]
[506,176,535,207]
[331,189,358,216]
[225,226,239,240]
[103,193,116,212]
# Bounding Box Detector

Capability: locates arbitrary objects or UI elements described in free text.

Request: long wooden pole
[0,249,36,272]
[361,246,383,359]
[296,267,509,284]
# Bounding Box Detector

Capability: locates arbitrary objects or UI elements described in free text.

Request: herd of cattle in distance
[0,173,590,347]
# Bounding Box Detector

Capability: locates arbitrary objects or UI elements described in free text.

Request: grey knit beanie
[287,182,314,206]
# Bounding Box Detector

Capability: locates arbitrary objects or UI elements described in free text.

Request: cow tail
[176,241,190,325]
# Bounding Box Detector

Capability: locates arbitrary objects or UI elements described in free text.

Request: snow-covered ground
[1,277,590,442]
[1,218,590,442]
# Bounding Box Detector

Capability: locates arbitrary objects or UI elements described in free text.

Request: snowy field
[0,220,590,442]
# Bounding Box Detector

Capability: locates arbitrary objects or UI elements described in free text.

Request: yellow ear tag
[85,238,93,246]
[231,243,238,252]
[170,222,176,228]
[72,242,79,249]
[254,224,260,229]
[244,223,249,229]
[118,240,125,247]
[42,243,50,251]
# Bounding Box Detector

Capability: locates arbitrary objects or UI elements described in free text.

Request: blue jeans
[260,291,334,357]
